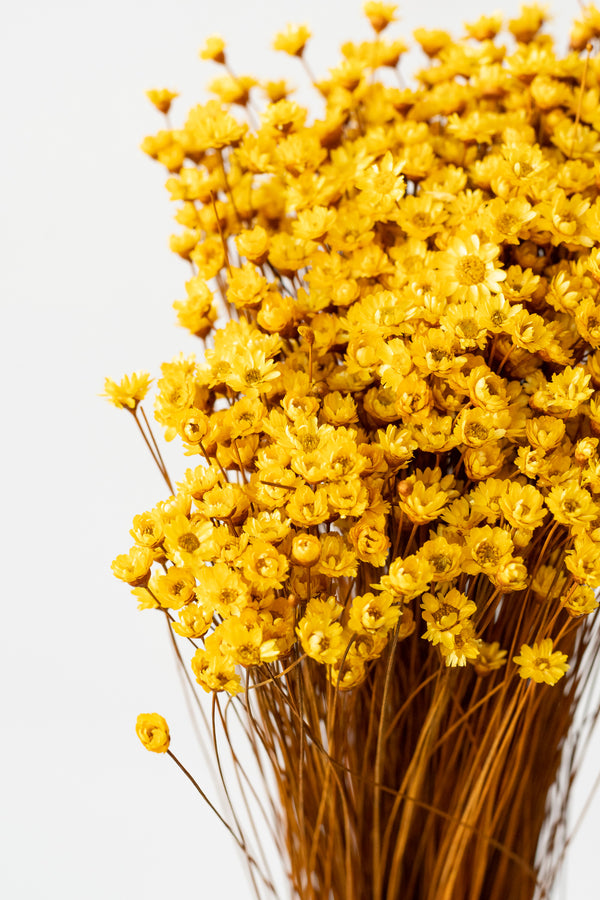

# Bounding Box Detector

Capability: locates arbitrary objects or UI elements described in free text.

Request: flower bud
[575,437,598,464]
[136,713,170,753]
[291,533,322,567]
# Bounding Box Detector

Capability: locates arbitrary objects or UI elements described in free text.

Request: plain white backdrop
[2,0,598,897]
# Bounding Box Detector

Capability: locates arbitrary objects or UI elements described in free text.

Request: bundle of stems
[249,584,600,900]
[108,4,600,898]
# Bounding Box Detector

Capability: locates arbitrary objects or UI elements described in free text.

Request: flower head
[136,713,170,753]
[513,639,569,686]
[272,24,311,57]
[146,89,178,115]
[102,372,152,411]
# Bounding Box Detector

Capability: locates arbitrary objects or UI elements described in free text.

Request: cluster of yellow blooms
[108,2,600,703]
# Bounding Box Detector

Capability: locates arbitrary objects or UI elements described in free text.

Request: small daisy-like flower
[464,12,503,41]
[145,89,178,115]
[475,641,507,676]
[296,597,345,665]
[272,23,311,57]
[151,565,196,610]
[191,644,243,695]
[561,584,599,617]
[437,234,505,303]
[363,2,398,33]
[348,591,400,636]
[111,546,154,586]
[513,639,569,686]
[102,371,152,411]
[421,587,476,651]
[224,347,280,398]
[209,74,256,107]
[136,713,170,753]
[199,35,226,63]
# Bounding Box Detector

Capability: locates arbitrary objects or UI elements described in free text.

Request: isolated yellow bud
[136,713,170,753]
[291,533,322,567]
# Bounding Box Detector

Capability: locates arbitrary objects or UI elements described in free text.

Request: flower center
[475,540,500,566]
[300,434,319,451]
[465,422,489,441]
[245,367,263,384]
[178,533,200,552]
[457,255,486,285]
[459,317,480,338]
[496,213,518,233]
[432,554,451,573]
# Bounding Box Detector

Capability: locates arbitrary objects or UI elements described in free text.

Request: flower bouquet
[106,4,600,898]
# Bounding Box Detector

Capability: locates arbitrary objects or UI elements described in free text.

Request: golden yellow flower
[151,565,196,610]
[185,100,247,151]
[130,511,164,549]
[145,89,178,115]
[508,4,547,43]
[209,74,256,107]
[292,206,337,242]
[235,226,270,265]
[482,196,536,245]
[363,1,397,33]
[136,713,170,753]
[260,99,306,137]
[475,641,507,676]
[437,234,505,303]
[561,584,599,617]
[348,513,390,567]
[566,534,600,588]
[174,277,216,338]
[172,602,213,638]
[272,23,311,57]
[546,482,598,528]
[462,526,514,576]
[111,546,154,586]
[242,539,289,590]
[199,34,226,63]
[316,534,358,578]
[397,469,457,525]
[525,416,565,453]
[570,4,600,50]
[418,536,462,583]
[421,587,476,651]
[191,644,242,695]
[498,483,546,531]
[349,591,399,635]
[513,639,569,686]
[296,597,345,665]
[413,27,451,57]
[464,12,503,41]
[102,371,152,411]
[378,554,433,602]
[440,622,481,668]
[291,533,322,567]
[262,79,294,103]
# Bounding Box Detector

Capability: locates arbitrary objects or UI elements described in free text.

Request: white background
[2,0,598,897]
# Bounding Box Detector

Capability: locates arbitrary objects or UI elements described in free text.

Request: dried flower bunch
[106,4,600,899]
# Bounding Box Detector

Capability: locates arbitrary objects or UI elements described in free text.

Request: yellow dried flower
[146,89,178,114]
[102,371,152,411]
[199,35,226,63]
[111,546,154,586]
[513,639,569,685]
[272,24,311,57]
[136,713,170,753]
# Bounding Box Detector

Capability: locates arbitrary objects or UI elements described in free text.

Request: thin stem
[131,408,174,494]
